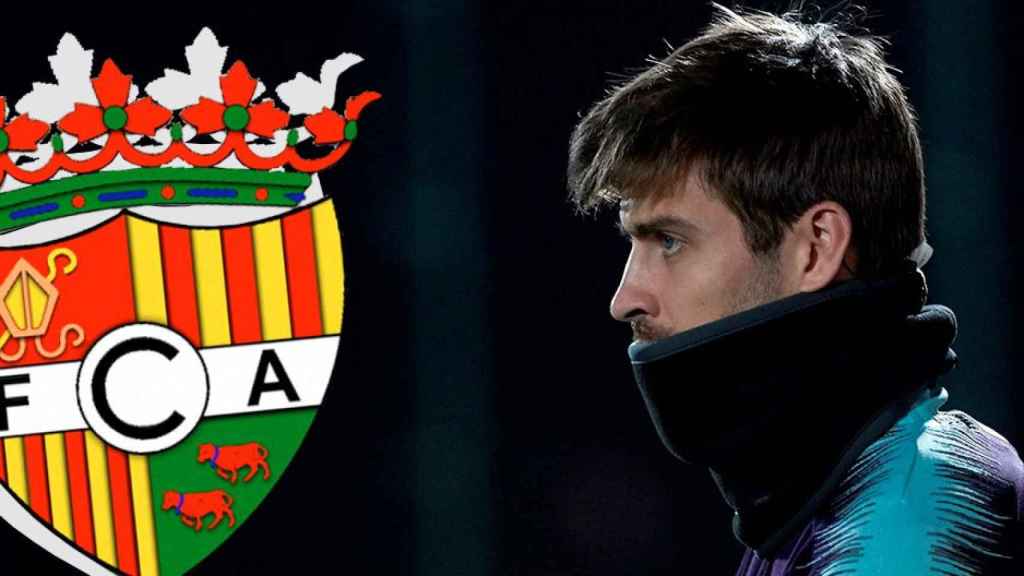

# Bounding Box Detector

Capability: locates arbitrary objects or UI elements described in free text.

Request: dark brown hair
[568,3,925,278]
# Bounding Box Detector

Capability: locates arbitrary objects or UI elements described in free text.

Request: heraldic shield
[0,28,378,575]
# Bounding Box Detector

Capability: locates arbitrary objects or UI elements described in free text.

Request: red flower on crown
[0,97,50,153]
[58,59,172,143]
[181,61,289,138]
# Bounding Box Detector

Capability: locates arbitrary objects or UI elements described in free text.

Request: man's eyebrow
[617,215,702,238]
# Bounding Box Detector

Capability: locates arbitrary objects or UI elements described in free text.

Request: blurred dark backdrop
[0,1,1019,574]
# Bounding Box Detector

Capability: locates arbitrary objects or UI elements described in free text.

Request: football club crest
[0,29,379,574]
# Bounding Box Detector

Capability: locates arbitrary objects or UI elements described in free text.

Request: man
[568,4,1024,575]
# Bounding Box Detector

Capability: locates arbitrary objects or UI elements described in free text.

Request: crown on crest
[0,28,380,233]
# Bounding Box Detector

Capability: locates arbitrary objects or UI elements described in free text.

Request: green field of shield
[149,409,316,575]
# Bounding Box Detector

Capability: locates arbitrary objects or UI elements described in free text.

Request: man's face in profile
[612,169,789,342]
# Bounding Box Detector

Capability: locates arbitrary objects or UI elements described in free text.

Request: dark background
[0,1,1019,574]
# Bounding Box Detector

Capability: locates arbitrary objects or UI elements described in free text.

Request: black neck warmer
[628,264,958,557]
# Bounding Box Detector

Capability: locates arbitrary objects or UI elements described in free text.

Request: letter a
[248,350,301,407]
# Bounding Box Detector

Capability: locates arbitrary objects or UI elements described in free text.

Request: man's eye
[659,233,684,255]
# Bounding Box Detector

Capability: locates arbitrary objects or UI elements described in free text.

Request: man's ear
[789,201,854,292]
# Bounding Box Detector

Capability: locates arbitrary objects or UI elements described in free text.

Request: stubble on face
[725,248,784,317]
[630,316,673,342]
[629,248,784,343]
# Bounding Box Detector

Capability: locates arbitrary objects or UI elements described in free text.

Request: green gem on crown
[103,107,128,131]
[0,129,9,153]
[344,120,358,141]
[223,105,250,131]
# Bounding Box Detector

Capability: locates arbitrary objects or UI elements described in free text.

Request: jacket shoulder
[803,408,1024,575]
[920,410,1024,518]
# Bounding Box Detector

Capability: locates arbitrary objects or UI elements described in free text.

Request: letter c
[91,336,185,440]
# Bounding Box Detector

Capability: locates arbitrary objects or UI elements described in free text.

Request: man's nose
[610,251,659,322]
